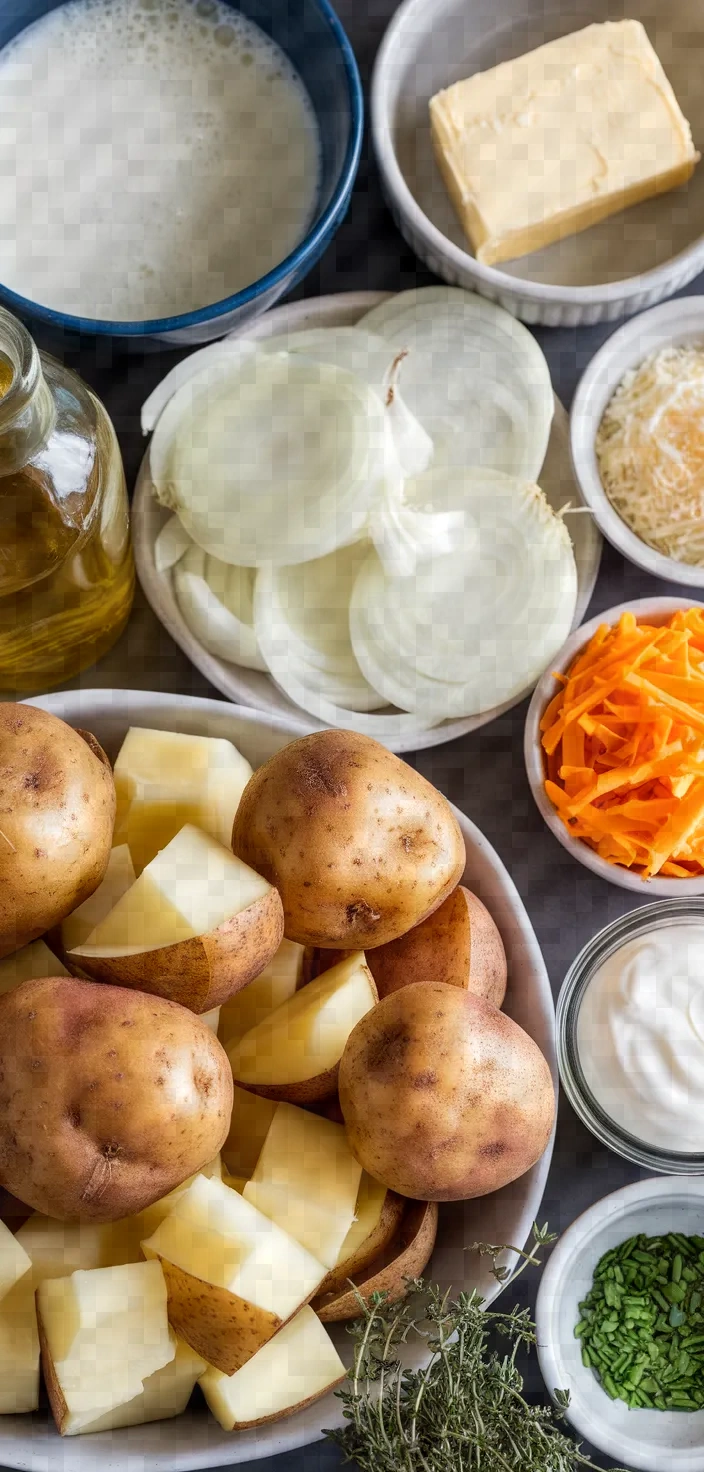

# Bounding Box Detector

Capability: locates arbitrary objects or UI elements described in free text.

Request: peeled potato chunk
[58,844,135,956]
[70,824,284,1011]
[0,939,68,996]
[0,1271,40,1412]
[114,726,252,873]
[69,1335,206,1436]
[228,951,378,1105]
[243,1103,362,1269]
[37,1260,175,1435]
[222,1088,279,1180]
[218,937,304,1052]
[0,1218,31,1303]
[315,1174,405,1299]
[141,1174,326,1375]
[200,1305,345,1430]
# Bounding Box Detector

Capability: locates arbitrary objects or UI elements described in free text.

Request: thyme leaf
[326,1222,626,1472]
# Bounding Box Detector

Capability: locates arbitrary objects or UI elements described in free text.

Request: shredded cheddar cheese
[596,346,704,565]
[541,608,704,877]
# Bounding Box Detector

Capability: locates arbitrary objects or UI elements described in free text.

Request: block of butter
[429,20,699,266]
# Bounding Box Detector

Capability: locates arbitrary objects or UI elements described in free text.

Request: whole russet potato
[303,886,507,1008]
[0,704,115,958]
[338,982,555,1201]
[231,730,465,949]
[0,976,233,1222]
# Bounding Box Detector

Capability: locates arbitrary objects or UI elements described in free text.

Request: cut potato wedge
[201,1005,221,1033]
[70,824,284,1011]
[0,1219,32,1303]
[37,1260,174,1435]
[141,1174,326,1375]
[218,937,304,1052]
[222,1088,279,1180]
[17,1214,133,1282]
[58,844,136,956]
[228,952,378,1105]
[242,1103,361,1269]
[304,889,507,1008]
[114,726,253,873]
[0,938,68,994]
[368,886,507,1008]
[200,1305,345,1430]
[313,1199,438,1323]
[0,1271,40,1412]
[315,1176,405,1298]
[68,1335,206,1436]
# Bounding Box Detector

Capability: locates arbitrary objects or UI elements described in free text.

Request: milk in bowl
[0,0,321,322]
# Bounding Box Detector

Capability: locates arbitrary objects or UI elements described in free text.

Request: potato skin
[303,887,507,1008]
[75,887,285,1013]
[0,705,115,958]
[0,976,233,1222]
[369,886,507,1007]
[232,730,465,949]
[339,982,555,1201]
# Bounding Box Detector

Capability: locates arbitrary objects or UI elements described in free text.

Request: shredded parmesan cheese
[595,345,704,565]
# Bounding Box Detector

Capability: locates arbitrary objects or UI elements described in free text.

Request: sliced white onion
[254,546,385,710]
[154,513,192,573]
[141,339,258,435]
[349,466,577,721]
[259,326,395,393]
[149,350,389,567]
[362,287,554,482]
[173,544,265,670]
[368,466,465,579]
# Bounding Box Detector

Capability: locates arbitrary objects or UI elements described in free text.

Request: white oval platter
[3,690,557,1472]
[132,290,602,754]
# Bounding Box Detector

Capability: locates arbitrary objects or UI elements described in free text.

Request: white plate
[536,1177,704,1472]
[371,0,704,326]
[8,689,556,1472]
[571,296,704,587]
[524,596,704,894]
[132,291,602,755]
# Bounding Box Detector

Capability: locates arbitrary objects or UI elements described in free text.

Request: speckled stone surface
[15,2,704,1467]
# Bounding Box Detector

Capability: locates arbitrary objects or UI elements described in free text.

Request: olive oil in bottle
[0,308,134,692]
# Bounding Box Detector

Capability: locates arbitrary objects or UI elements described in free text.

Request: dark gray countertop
[23,2,704,1466]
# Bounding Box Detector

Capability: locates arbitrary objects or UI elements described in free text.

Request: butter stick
[429,20,699,266]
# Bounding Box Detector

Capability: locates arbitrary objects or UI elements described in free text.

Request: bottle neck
[0,309,56,475]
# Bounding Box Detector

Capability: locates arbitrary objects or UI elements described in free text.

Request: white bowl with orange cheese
[524,598,704,894]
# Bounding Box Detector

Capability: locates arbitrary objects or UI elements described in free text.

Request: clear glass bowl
[557,898,704,1174]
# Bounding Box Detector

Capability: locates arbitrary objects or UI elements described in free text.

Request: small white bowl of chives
[536,1178,704,1472]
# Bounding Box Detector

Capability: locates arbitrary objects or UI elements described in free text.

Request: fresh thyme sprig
[326,1222,627,1472]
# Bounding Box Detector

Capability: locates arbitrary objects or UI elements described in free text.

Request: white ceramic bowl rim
[524,596,704,894]
[536,1177,704,1472]
[371,0,704,307]
[570,296,704,586]
[1,688,556,1472]
[132,289,602,754]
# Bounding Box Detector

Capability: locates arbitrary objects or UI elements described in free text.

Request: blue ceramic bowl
[0,0,363,343]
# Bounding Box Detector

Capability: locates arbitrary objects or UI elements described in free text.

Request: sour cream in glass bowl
[558,898,704,1172]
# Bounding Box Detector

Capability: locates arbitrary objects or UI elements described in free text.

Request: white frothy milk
[0,0,321,320]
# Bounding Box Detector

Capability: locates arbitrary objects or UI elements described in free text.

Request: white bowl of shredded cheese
[571,297,704,586]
